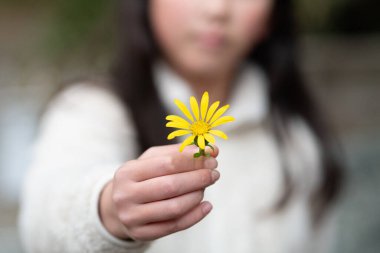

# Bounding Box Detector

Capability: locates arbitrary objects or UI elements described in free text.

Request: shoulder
[39,78,136,138]
[285,117,323,191]
[288,117,321,157]
[49,78,123,116]
[45,78,128,121]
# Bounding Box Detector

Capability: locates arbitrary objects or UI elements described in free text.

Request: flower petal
[197,135,205,149]
[166,115,190,125]
[209,104,230,124]
[174,99,194,122]
[190,96,200,121]
[179,135,195,152]
[205,101,220,123]
[200,91,209,120]
[209,129,228,140]
[167,130,191,140]
[210,116,235,128]
[166,121,190,129]
[204,133,215,144]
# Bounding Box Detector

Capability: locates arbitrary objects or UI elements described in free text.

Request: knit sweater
[19,62,335,253]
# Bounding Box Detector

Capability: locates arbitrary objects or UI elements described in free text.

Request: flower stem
[193,138,210,158]
[193,147,210,158]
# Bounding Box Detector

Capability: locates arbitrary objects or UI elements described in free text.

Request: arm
[19,83,148,253]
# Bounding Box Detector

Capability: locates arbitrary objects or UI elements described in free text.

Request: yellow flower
[166,91,234,155]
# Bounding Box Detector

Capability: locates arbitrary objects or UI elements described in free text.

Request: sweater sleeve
[19,83,150,253]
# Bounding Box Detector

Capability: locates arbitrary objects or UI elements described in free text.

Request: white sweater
[19,62,335,253]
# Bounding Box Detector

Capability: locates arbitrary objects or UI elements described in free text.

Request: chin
[182,56,228,77]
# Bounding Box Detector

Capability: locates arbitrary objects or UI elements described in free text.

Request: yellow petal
[179,135,195,152]
[190,96,200,121]
[197,135,205,149]
[210,116,235,128]
[204,133,215,144]
[209,104,230,124]
[167,130,191,140]
[209,129,228,140]
[205,101,220,122]
[200,91,209,120]
[166,115,190,126]
[174,99,194,122]
[166,121,190,129]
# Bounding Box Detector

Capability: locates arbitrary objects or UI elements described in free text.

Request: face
[150,0,273,77]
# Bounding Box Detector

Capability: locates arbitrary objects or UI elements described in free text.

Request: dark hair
[111,0,343,225]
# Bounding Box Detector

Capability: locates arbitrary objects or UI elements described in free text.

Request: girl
[19,0,343,252]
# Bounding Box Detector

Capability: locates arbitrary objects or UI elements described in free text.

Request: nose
[202,0,230,23]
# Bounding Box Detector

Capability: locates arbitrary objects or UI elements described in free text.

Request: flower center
[190,121,210,135]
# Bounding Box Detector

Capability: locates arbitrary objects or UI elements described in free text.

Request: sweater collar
[153,60,269,131]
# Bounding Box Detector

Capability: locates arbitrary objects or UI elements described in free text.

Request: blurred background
[0,0,379,252]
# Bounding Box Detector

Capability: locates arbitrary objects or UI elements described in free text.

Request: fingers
[135,169,220,203]
[123,152,218,182]
[112,143,220,241]
[138,144,194,160]
[126,201,213,241]
[123,190,204,226]
[139,144,219,160]
[205,144,219,158]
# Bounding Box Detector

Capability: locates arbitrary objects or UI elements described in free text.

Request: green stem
[193,137,210,158]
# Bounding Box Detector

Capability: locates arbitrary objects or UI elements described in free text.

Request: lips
[197,30,226,50]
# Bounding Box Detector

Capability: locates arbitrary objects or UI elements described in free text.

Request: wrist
[99,180,129,239]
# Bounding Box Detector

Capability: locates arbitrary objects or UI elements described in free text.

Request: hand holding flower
[99,144,220,241]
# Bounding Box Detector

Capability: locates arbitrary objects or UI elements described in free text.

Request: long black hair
[111,0,343,225]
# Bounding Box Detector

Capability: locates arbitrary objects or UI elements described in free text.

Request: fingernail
[204,158,217,169]
[205,145,214,154]
[211,170,220,182]
[202,202,213,214]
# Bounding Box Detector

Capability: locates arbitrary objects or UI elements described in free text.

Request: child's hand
[99,144,219,241]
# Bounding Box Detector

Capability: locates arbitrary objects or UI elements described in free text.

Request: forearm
[20,163,149,253]
[18,83,151,252]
